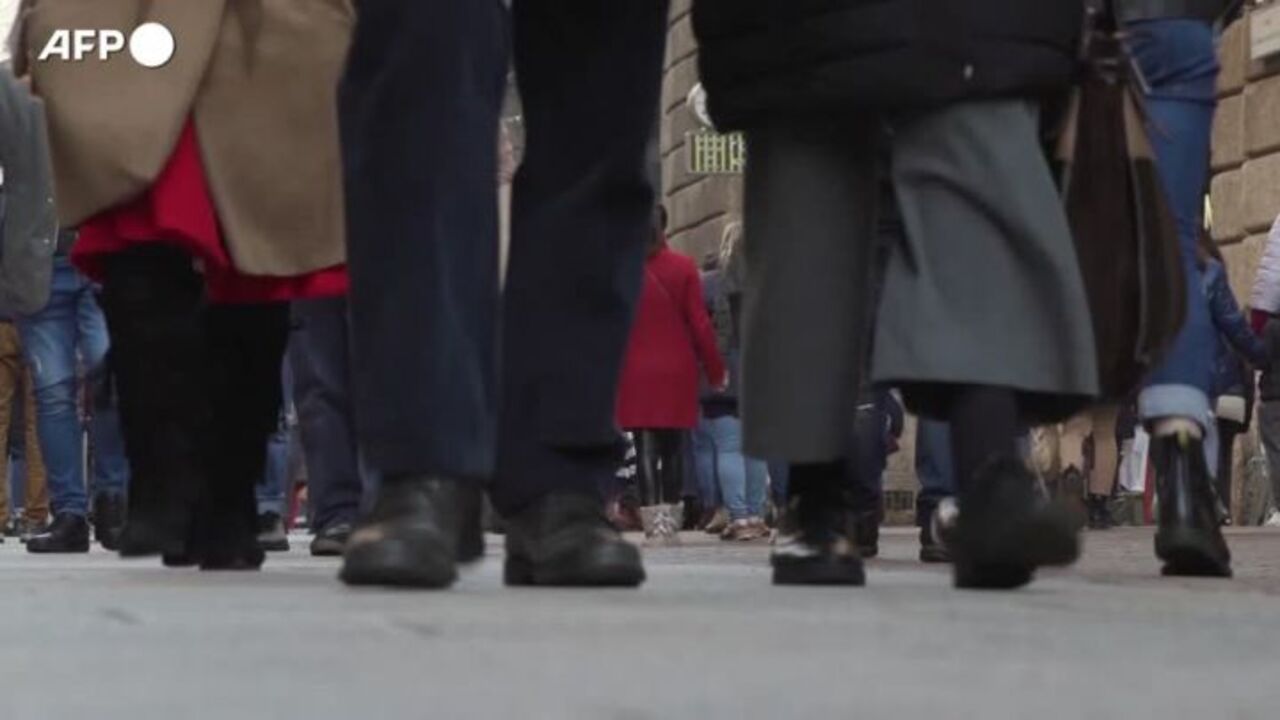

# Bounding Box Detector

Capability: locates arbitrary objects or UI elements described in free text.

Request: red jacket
[617,247,727,429]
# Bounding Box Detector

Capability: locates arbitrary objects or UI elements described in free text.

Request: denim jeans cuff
[1138,384,1212,428]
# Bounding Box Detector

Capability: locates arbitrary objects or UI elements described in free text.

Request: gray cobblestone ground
[3,527,1280,719]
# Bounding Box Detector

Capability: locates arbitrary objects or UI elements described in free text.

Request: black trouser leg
[491,0,669,515]
[341,0,508,482]
[1216,420,1239,512]
[289,297,366,531]
[947,385,1019,493]
[97,246,211,553]
[200,303,290,559]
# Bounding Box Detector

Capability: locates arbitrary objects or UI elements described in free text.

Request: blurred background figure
[693,222,768,542]
[617,207,727,545]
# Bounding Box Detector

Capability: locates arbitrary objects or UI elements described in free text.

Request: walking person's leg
[338,0,508,589]
[1086,404,1121,529]
[0,324,21,537]
[76,275,128,549]
[1127,18,1230,577]
[19,366,48,530]
[741,120,880,586]
[492,0,669,586]
[877,100,1095,589]
[289,296,366,556]
[256,384,291,553]
[915,418,956,562]
[21,258,90,553]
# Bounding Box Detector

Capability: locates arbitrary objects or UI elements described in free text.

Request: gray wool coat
[0,67,56,316]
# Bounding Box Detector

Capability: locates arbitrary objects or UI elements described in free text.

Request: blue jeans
[1128,19,1218,426]
[18,257,128,517]
[914,418,956,526]
[257,362,293,516]
[696,414,767,520]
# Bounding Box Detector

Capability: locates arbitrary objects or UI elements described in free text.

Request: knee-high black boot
[196,302,290,570]
[97,246,212,558]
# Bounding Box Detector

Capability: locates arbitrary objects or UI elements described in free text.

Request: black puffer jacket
[694,0,1086,130]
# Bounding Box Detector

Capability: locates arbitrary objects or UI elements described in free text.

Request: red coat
[75,121,347,304]
[617,247,727,429]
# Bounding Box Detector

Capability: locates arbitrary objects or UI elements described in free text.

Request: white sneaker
[1265,510,1280,528]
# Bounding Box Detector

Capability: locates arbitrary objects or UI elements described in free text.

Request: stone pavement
[3,527,1280,720]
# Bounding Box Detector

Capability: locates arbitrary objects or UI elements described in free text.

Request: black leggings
[97,245,289,549]
[633,429,685,506]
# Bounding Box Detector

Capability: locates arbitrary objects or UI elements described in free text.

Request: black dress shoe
[952,458,1079,590]
[340,476,463,589]
[504,493,645,587]
[1152,432,1232,578]
[27,513,91,554]
[310,522,353,557]
[93,493,127,551]
[771,487,865,586]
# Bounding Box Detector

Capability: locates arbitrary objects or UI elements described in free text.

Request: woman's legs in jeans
[1128,19,1218,430]
[705,415,751,521]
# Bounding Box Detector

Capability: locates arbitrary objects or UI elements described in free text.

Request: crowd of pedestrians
[1,0,1279,597]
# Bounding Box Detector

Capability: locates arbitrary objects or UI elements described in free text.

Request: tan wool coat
[20,0,352,276]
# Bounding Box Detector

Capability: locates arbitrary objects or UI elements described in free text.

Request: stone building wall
[1211,6,1280,522]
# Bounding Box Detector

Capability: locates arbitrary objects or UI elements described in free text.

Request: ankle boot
[771,463,864,586]
[341,475,465,588]
[1151,432,1231,578]
[952,457,1079,590]
[504,492,645,587]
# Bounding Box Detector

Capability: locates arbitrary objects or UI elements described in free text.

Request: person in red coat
[617,208,727,543]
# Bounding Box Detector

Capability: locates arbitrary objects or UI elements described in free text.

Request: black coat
[693,0,1086,130]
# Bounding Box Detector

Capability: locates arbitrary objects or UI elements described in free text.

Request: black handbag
[1054,2,1187,400]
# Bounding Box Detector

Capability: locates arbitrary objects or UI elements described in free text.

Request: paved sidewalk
[2,527,1279,719]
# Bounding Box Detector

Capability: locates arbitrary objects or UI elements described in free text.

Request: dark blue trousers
[341,0,669,514]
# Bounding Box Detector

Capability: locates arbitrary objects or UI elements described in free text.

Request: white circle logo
[129,23,175,69]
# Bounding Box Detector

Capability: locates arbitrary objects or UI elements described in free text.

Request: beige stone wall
[1212,9,1276,523]
[660,0,742,264]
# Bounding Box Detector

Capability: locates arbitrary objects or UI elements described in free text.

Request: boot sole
[340,543,458,589]
[953,507,1080,590]
[1155,528,1232,578]
[772,558,866,586]
[504,551,646,588]
[26,545,90,554]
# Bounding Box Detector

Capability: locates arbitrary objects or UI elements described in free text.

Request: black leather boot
[952,458,1079,590]
[27,513,91,553]
[504,492,645,587]
[340,476,464,588]
[1152,432,1232,578]
[92,493,126,551]
[771,467,865,586]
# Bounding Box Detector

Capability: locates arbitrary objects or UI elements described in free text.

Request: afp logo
[37,23,176,68]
